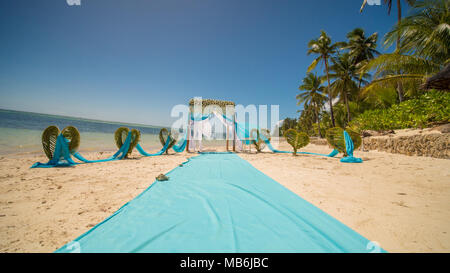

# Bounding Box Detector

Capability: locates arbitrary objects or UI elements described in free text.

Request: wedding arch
[186,98,243,152]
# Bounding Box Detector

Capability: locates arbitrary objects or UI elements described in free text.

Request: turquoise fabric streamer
[190,114,338,158]
[263,136,339,157]
[31,134,77,168]
[56,153,382,253]
[135,137,171,156]
[31,132,132,167]
[340,131,363,163]
[191,113,212,121]
[136,133,187,155]
[231,117,339,157]
[73,133,132,163]
[172,137,187,153]
[31,116,360,167]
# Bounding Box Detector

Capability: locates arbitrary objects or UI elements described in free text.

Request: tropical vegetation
[350,90,450,131]
[289,0,449,137]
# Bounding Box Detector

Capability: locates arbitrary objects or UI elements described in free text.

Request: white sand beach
[0,141,449,253]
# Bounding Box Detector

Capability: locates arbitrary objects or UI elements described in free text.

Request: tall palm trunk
[324,58,335,127]
[397,81,404,102]
[315,102,322,138]
[397,0,402,48]
[395,0,404,102]
[344,90,351,126]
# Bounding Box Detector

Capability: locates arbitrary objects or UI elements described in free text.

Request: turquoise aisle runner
[57,153,380,253]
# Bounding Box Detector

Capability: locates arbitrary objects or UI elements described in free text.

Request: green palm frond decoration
[326,127,361,156]
[159,128,176,154]
[114,127,141,158]
[250,129,271,152]
[129,129,141,156]
[284,129,310,155]
[42,125,60,160]
[61,126,80,154]
[114,127,129,150]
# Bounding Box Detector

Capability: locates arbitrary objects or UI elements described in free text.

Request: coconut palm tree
[384,0,450,64]
[360,0,416,48]
[307,31,341,127]
[362,0,448,98]
[297,73,327,137]
[341,28,379,90]
[297,104,315,136]
[329,53,370,125]
[343,28,380,65]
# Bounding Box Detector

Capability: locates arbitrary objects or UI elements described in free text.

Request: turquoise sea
[0,109,227,155]
[0,109,167,155]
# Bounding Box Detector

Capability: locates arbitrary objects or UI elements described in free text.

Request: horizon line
[0,108,169,129]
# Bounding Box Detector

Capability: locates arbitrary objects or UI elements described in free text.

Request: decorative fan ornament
[114,127,130,150]
[61,126,80,154]
[42,125,81,159]
[42,126,60,160]
[129,129,141,156]
[325,127,361,156]
[114,127,140,157]
[284,129,310,155]
[159,128,176,154]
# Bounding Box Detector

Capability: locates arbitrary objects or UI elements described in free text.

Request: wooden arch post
[233,113,236,152]
[186,110,190,153]
[226,125,229,151]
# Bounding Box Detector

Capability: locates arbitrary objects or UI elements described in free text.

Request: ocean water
[0,109,227,155]
[0,109,167,155]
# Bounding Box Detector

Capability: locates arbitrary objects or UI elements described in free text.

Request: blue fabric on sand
[340,131,363,163]
[56,153,380,253]
[231,117,339,158]
[32,113,361,167]
[31,132,132,168]
[31,134,78,168]
[136,133,187,155]
[72,132,132,163]
[135,137,171,156]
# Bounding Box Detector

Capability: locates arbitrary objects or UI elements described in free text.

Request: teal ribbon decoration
[340,131,363,163]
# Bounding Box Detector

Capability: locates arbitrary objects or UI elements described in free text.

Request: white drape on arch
[188,111,243,152]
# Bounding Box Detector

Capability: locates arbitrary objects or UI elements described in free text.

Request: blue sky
[0,0,411,126]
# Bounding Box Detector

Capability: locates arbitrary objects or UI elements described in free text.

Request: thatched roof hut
[423,64,450,91]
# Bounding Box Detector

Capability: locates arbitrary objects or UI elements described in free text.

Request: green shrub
[350,90,450,131]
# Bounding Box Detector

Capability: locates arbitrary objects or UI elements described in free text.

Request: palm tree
[361,0,416,102]
[329,53,369,125]
[280,117,298,135]
[307,31,340,127]
[362,0,448,97]
[297,73,327,137]
[297,104,316,136]
[360,0,416,48]
[342,28,379,90]
[384,0,450,64]
[343,28,380,65]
